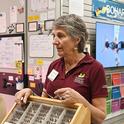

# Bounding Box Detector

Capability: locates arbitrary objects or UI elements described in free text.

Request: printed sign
[92,0,124,22]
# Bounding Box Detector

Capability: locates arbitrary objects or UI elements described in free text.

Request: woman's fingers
[54,88,82,104]
[54,87,70,95]
[23,91,31,103]
[15,91,24,104]
[15,88,32,104]
[54,88,72,100]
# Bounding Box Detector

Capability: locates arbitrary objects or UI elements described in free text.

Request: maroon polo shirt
[44,53,108,103]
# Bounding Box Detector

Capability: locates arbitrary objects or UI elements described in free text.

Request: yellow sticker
[30,82,36,88]
[78,73,85,78]
[16,61,22,74]
[17,69,22,74]
[36,59,44,65]
[28,15,40,22]
[28,68,33,75]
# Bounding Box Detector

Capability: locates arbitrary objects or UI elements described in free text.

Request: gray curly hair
[52,14,88,53]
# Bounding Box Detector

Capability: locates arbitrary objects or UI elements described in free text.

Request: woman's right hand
[15,88,33,104]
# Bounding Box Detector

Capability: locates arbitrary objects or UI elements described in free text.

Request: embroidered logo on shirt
[74,72,86,85]
[78,73,85,78]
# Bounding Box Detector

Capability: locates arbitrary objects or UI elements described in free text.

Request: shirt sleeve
[90,64,108,99]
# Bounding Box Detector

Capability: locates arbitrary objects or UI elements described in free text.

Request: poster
[92,0,124,22]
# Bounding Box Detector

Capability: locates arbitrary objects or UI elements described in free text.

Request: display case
[1,96,91,124]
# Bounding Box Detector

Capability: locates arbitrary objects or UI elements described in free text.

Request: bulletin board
[26,0,61,95]
[0,33,24,69]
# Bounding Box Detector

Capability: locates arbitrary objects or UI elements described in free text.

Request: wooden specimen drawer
[2,96,91,124]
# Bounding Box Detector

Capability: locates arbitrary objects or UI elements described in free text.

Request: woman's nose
[52,37,59,45]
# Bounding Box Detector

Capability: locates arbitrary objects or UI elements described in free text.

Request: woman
[15,14,108,124]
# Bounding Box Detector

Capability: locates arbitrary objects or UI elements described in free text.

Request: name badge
[48,69,59,81]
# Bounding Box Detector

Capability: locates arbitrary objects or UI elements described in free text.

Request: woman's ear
[75,37,80,45]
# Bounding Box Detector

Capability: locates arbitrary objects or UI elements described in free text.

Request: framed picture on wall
[28,21,38,32]
[44,19,54,31]
[16,23,24,33]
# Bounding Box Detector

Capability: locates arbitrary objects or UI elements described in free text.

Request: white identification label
[48,69,59,81]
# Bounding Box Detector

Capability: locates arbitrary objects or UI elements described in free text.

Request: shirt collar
[79,52,95,64]
[61,52,95,66]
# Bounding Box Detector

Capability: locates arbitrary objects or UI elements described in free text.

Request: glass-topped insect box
[2,96,91,124]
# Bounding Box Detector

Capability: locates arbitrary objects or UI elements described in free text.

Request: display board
[0,0,26,95]
[0,33,26,95]
[26,0,61,94]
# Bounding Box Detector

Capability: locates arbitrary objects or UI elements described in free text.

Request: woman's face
[51,28,77,57]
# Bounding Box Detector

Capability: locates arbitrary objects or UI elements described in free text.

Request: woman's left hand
[54,87,83,105]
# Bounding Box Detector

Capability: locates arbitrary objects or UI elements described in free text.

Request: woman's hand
[15,88,33,104]
[54,87,84,105]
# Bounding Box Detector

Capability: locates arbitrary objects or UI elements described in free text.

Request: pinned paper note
[29,75,35,81]
[34,66,42,80]
[8,76,14,81]
[10,6,17,24]
[30,82,36,88]
[28,68,33,75]
[0,12,6,33]
[29,35,53,57]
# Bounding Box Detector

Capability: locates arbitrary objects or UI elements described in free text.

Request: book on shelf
[112,86,121,99]
[120,97,124,109]
[120,86,124,97]
[112,99,120,112]
[112,73,121,86]
[106,100,111,114]
[121,72,124,84]
[106,87,112,101]
[106,74,112,86]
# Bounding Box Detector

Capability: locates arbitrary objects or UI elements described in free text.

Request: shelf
[106,110,124,120]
